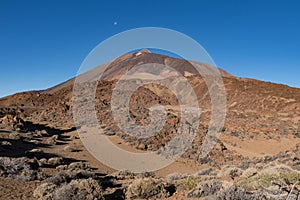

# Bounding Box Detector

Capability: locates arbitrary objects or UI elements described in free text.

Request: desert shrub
[33,182,56,200]
[216,184,288,200]
[34,178,104,200]
[113,169,135,180]
[39,162,101,199]
[217,166,243,180]
[187,179,223,198]
[53,178,104,200]
[237,160,251,170]
[67,161,90,172]
[165,173,185,182]
[125,178,169,199]
[137,171,155,179]
[240,167,258,178]
[176,176,201,191]
[53,183,85,199]
[44,169,95,186]
[44,171,75,185]
[236,165,300,190]
[0,157,38,181]
[56,161,94,176]
[194,168,212,176]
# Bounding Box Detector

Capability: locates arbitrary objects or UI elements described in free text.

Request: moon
[114,21,118,26]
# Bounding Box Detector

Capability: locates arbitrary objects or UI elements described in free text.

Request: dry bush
[165,173,185,182]
[113,169,135,180]
[176,176,201,191]
[125,178,169,199]
[216,185,264,200]
[187,179,224,198]
[236,164,300,190]
[33,182,56,200]
[0,157,38,181]
[34,178,104,200]
[53,178,104,200]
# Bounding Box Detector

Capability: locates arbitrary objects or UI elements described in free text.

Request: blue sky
[0,0,299,97]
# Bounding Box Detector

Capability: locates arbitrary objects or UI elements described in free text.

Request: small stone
[51,135,59,140]
[56,165,68,171]
[38,158,48,167]
[29,149,43,153]
[63,145,76,152]
[48,157,63,166]
[8,132,22,140]
[1,141,12,146]
[137,143,146,150]
[29,139,41,145]
[35,130,49,137]
[46,137,57,145]
[40,130,49,136]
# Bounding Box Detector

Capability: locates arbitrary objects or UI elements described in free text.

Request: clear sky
[0,0,299,97]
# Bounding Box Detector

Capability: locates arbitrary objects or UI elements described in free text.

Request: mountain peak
[134,49,151,57]
[139,48,151,53]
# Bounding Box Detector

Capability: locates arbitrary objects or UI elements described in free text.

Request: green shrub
[176,176,201,190]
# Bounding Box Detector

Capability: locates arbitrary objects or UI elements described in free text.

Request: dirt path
[0,178,38,200]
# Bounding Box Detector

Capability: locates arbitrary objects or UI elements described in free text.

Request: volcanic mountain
[1,49,300,160]
[43,49,233,94]
[2,50,300,199]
